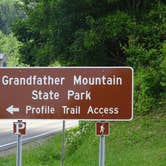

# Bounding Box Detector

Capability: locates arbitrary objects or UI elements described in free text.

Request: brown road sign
[13,121,26,135]
[0,67,133,120]
[96,122,109,136]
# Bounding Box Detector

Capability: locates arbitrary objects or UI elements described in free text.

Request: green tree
[0,30,23,66]
[13,0,166,113]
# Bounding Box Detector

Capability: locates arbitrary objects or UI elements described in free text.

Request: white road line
[0,130,59,149]
[0,141,17,149]
[0,121,78,150]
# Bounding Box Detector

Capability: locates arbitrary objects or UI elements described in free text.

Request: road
[0,120,78,151]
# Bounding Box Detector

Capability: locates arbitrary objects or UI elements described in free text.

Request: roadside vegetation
[0,0,165,165]
[0,0,165,113]
[0,112,166,166]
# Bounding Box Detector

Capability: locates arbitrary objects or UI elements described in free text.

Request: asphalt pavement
[0,120,78,151]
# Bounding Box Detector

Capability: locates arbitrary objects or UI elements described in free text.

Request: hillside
[0,112,165,166]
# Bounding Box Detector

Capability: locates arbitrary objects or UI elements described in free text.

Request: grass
[0,112,166,166]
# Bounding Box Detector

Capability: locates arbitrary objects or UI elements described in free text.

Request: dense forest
[0,0,165,114]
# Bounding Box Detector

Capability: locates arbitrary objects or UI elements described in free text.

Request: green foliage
[0,30,24,66]
[123,2,166,113]
[0,31,17,66]
[134,68,160,113]
[13,0,133,66]
[0,31,19,56]
[125,41,165,113]
[68,12,134,66]
[12,0,166,113]
[0,0,25,34]
[66,122,93,154]
[0,113,166,165]
[160,43,166,105]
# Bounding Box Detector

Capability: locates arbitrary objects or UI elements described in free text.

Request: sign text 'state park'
[0,67,133,120]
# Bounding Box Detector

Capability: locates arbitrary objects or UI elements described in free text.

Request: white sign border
[0,66,134,121]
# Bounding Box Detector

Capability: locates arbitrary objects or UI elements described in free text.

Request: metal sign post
[99,135,105,166]
[17,132,22,166]
[96,122,110,166]
[61,120,65,166]
[13,120,26,166]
